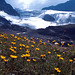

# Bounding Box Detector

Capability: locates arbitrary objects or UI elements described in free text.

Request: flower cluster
[0,33,75,75]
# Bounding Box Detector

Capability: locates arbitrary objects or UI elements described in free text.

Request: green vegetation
[0,32,75,75]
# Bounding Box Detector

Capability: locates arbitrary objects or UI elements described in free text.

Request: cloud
[5,0,69,10]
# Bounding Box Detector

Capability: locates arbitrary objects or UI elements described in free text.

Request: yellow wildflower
[36,38,39,40]
[70,45,73,47]
[21,54,30,58]
[0,41,2,44]
[22,54,26,57]
[20,44,22,46]
[14,40,16,41]
[26,46,29,49]
[10,55,17,59]
[21,55,24,58]
[40,54,46,58]
[0,34,4,37]
[48,51,51,54]
[22,39,24,41]
[26,50,30,53]
[59,57,64,60]
[57,54,61,57]
[35,48,39,50]
[11,42,16,45]
[39,40,42,43]
[63,52,65,54]
[68,43,70,46]
[31,45,34,48]
[62,43,64,45]
[33,59,36,62]
[14,36,17,38]
[26,38,28,41]
[28,40,30,43]
[14,47,17,49]
[10,49,14,52]
[13,51,17,53]
[52,40,56,43]
[0,55,6,59]
[25,54,30,57]
[22,44,25,47]
[71,41,73,42]
[55,68,61,72]
[4,59,8,62]
[55,68,59,70]
[10,46,13,48]
[17,37,20,40]
[10,34,14,37]
[43,42,46,45]
[57,70,61,72]
[4,42,7,44]
[27,59,30,62]
[69,59,73,62]
[33,42,35,44]
[20,48,22,50]
[24,37,26,39]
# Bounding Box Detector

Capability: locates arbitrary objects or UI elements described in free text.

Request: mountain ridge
[42,0,75,11]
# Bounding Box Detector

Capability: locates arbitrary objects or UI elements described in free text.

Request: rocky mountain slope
[0,24,29,32]
[0,23,75,44]
[0,0,19,16]
[37,24,75,41]
[0,16,10,25]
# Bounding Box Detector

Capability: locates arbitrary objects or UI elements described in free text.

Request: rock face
[42,14,55,21]
[42,0,75,11]
[0,0,19,16]
[0,16,10,24]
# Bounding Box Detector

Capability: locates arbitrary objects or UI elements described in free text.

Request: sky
[5,0,69,10]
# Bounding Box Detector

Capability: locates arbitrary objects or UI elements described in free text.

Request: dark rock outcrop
[0,24,27,32]
[42,14,55,21]
[37,28,57,36]
[42,0,75,11]
[0,16,10,24]
[0,0,19,16]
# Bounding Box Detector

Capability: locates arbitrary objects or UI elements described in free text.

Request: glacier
[0,10,75,29]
